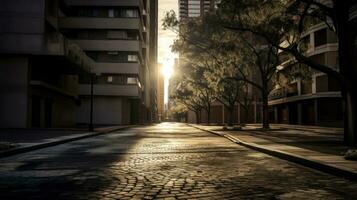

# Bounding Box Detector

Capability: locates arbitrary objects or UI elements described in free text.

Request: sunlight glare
[161,59,174,79]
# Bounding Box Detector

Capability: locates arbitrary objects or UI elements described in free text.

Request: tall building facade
[0,0,93,128]
[59,0,158,125]
[179,0,215,19]
[157,64,165,121]
[0,0,158,128]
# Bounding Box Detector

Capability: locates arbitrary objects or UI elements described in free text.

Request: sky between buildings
[158,0,178,103]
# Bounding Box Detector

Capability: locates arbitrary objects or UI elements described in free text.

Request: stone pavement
[0,126,131,157]
[1,123,357,199]
[192,124,357,179]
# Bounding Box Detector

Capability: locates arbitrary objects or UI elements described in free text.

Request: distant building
[157,64,165,121]
[179,0,215,19]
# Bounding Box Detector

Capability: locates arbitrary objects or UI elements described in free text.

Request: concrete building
[179,0,215,19]
[266,1,357,128]
[157,64,165,122]
[150,0,159,123]
[59,0,158,125]
[0,0,94,128]
[268,19,354,127]
[0,0,158,128]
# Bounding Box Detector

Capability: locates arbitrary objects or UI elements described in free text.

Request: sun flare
[161,59,174,79]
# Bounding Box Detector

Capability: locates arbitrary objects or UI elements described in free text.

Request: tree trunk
[195,111,199,124]
[335,2,357,146]
[227,106,234,126]
[262,92,270,129]
[243,106,249,124]
[343,88,357,146]
[207,105,211,125]
[198,110,202,124]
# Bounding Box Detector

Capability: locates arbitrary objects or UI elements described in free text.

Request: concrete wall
[79,84,140,97]
[0,56,29,128]
[0,0,46,54]
[71,40,140,51]
[93,63,140,74]
[121,98,131,124]
[59,17,141,30]
[77,96,124,125]
[51,95,77,127]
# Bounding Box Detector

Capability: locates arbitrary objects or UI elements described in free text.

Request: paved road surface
[0,123,356,199]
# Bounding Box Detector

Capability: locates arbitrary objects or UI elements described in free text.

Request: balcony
[59,17,141,30]
[269,91,341,106]
[44,33,94,73]
[79,84,141,97]
[71,39,140,51]
[269,84,298,101]
[93,63,140,74]
[63,0,143,9]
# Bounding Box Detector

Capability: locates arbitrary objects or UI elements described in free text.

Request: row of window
[71,8,139,18]
[86,51,139,63]
[79,74,139,85]
[65,30,140,40]
[97,75,138,85]
[269,74,340,100]
[300,28,338,51]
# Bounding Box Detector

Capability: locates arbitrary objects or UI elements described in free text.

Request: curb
[0,125,135,159]
[188,124,357,181]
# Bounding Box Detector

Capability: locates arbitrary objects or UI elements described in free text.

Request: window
[107,76,113,83]
[127,77,137,84]
[128,54,138,62]
[86,51,139,63]
[107,51,119,55]
[92,9,99,17]
[314,29,327,47]
[120,9,139,18]
[316,75,328,93]
[108,9,114,18]
[127,31,139,40]
[300,35,311,51]
[107,31,127,39]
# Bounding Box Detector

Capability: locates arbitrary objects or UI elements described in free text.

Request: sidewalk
[0,125,134,158]
[190,124,357,181]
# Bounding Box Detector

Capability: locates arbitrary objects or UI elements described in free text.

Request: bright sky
[158,0,178,104]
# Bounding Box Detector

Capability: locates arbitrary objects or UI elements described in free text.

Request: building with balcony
[59,0,158,125]
[0,0,93,128]
[268,22,345,127]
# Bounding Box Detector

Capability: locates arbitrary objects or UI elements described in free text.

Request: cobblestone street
[1,123,357,199]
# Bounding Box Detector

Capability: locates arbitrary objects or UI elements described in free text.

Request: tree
[233,34,280,129]
[170,59,216,124]
[171,81,203,124]
[163,10,278,128]
[219,0,357,146]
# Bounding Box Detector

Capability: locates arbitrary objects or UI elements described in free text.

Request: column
[314,99,318,125]
[274,106,278,123]
[297,102,302,125]
[238,103,241,124]
[222,104,225,124]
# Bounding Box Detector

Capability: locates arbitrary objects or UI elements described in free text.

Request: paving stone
[0,123,356,199]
